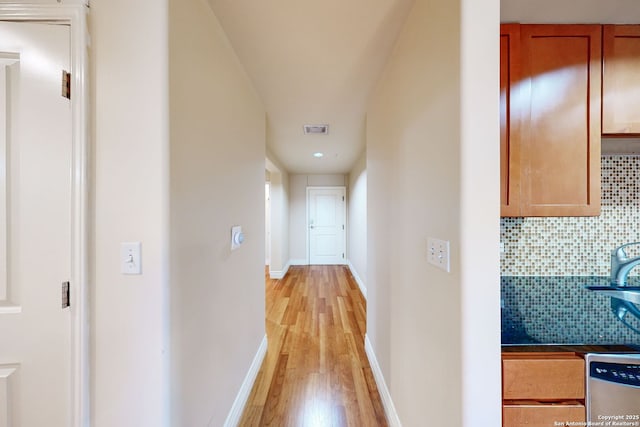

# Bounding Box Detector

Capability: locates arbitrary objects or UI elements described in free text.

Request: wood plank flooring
[239,265,388,427]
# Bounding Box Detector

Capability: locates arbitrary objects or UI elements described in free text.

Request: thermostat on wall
[231,226,245,250]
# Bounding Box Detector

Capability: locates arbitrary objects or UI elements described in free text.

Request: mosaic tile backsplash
[502,276,640,345]
[501,155,640,345]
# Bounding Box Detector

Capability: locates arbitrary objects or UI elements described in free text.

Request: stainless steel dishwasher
[586,353,640,424]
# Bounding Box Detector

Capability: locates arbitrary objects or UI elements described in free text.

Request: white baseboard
[365,335,401,427]
[269,261,290,279]
[222,335,268,427]
[347,260,367,299]
[270,259,309,279]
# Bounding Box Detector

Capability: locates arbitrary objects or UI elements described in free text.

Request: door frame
[306,186,346,265]
[0,4,90,427]
[265,182,270,266]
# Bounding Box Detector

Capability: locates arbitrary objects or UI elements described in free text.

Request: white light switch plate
[121,242,142,275]
[427,237,450,272]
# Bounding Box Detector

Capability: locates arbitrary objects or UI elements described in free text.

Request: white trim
[347,260,366,299]
[265,182,270,267]
[0,364,17,427]
[306,186,347,265]
[0,6,90,427]
[0,56,15,303]
[0,365,17,379]
[222,335,268,427]
[269,261,290,279]
[289,258,307,266]
[365,335,402,427]
[0,305,21,314]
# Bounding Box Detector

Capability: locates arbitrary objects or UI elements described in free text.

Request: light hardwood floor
[239,265,388,427]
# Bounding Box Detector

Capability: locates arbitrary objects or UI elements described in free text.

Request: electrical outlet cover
[427,237,450,272]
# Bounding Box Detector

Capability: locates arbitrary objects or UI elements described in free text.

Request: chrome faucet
[611,242,640,286]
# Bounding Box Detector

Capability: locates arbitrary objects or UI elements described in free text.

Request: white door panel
[0,21,71,427]
[308,187,345,265]
[315,235,337,256]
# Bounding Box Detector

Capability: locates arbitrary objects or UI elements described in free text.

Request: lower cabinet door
[502,355,585,400]
[503,403,585,427]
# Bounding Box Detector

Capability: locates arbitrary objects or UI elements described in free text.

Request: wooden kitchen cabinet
[502,353,585,400]
[503,404,586,427]
[602,25,640,135]
[500,24,601,217]
[502,353,586,427]
[500,24,521,216]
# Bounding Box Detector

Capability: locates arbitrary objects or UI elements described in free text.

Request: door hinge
[61,70,71,99]
[342,196,344,201]
[62,281,70,309]
[342,253,345,259]
[342,224,344,230]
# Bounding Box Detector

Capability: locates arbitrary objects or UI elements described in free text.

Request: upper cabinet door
[519,25,601,217]
[602,25,640,135]
[500,24,522,216]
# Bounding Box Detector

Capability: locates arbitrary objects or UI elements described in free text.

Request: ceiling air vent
[303,124,329,135]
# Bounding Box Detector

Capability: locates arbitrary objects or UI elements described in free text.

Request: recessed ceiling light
[303,124,329,135]
[313,152,324,158]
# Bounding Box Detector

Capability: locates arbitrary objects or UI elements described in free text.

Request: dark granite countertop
[502,344,640,354]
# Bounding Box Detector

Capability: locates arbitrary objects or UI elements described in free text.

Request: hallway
[240,266,388,426]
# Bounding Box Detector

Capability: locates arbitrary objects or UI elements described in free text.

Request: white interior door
[308,187,346,265]
[0,21,72,427]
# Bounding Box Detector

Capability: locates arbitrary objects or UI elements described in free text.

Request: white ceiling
[206,0,416,174]
[207,0,640,174]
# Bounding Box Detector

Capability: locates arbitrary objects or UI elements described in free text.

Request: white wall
[266,151,290,278]
[366,0,501,424]
[288,174,308,263]
[460,0,501,424]
[168,0,266,425]
[289,174,346,263]
[501,0,640,23]
[91,1,170,426]
[347,152,367,295]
